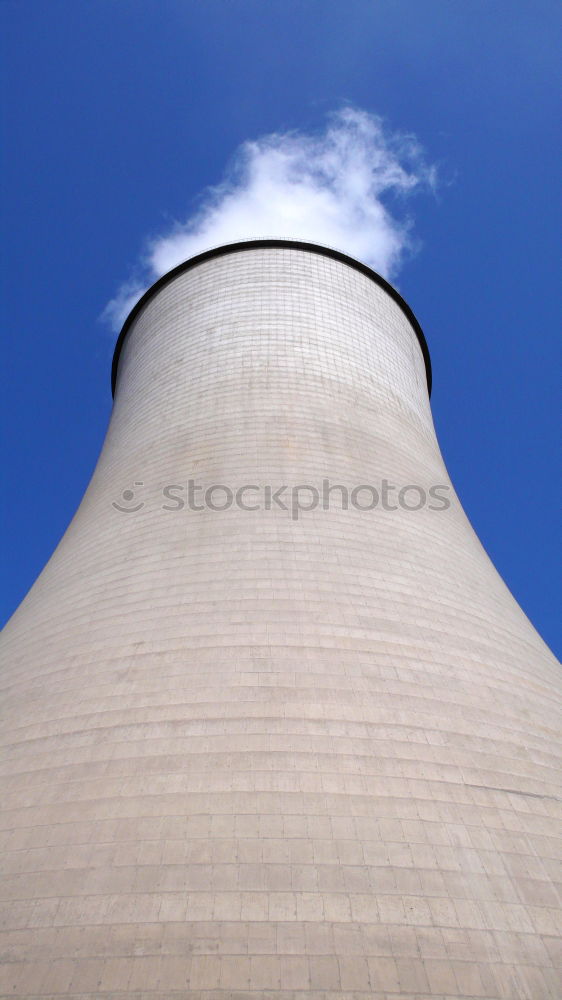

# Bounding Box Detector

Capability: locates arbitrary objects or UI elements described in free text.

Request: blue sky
[2,0,560,655]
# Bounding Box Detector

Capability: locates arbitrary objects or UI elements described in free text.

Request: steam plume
[104,108,435,330]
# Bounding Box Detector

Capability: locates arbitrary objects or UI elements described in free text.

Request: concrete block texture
[0,242,560,998]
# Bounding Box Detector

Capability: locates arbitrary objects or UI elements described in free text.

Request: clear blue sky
[2,0,560,656]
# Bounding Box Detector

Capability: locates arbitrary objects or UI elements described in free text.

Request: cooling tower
[1,240,560,999]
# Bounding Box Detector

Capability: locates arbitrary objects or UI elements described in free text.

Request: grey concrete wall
[0,244,560,998]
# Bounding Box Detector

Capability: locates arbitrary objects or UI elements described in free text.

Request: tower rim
[111,238,432,398]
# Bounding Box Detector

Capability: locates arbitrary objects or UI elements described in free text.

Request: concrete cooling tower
[1,239,560,999]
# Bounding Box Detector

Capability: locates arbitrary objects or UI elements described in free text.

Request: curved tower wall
[0,242,560,998]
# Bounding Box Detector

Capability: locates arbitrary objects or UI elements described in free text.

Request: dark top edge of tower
[111,239,432,398]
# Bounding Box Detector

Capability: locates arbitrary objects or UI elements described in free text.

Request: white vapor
[104,108,436,331]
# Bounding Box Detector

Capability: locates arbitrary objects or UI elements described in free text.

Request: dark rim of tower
[111,238,432,398]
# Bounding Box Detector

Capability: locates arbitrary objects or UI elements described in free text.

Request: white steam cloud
[104,108,436,331]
